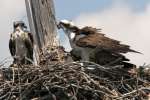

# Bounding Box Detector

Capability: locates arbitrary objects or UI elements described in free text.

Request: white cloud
[73,2,150,66]
[0,0,26,61]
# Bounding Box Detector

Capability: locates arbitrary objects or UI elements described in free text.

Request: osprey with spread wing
[58,20,141,66]
[9,21,34,64]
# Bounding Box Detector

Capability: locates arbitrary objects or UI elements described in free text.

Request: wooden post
[25,0,58,63]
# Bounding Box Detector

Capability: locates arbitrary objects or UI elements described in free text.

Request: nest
[0,60,149,100]
[0,46,149,100]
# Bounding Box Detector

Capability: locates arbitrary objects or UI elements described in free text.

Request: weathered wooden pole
[25,0,58,63]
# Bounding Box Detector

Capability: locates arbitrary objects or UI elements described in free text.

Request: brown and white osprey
[58,20,141,66]
[9,21,34,64]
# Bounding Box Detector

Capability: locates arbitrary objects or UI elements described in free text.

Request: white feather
[60,19,70,24]
[60,19,75,26]
[70,32,75,39]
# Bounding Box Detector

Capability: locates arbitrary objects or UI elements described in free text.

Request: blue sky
[0,0,149,66]
[54,0,113,19]
[54,0,150,19]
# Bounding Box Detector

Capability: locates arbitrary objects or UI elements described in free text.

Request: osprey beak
[57,23,62,29]
[24,25,27,29]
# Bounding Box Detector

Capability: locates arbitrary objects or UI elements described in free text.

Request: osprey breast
[15,35,27,60]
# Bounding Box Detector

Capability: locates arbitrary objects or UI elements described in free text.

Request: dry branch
[0,47,149,100]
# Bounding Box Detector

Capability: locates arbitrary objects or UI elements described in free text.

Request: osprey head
[13,21,27,29]
[58,20,79,31]
[58,20,80,40]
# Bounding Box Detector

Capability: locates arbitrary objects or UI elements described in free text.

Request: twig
[115,87,150,99]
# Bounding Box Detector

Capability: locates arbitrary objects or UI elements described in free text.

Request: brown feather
[79,26,102,35]
[76,31,140,54]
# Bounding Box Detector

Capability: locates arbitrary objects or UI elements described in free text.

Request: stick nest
[0,46,149,100]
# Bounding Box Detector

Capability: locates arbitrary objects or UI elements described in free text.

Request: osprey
[9,21,34,64]
[58,20,141,66]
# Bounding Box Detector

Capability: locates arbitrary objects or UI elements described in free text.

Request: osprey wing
[28,32,34,45]
[9,34,16,56]
[24,32,34,54]
[24,32,34,62]
[76,33,141,54]
[24,30,34,45]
